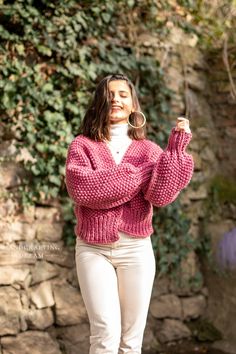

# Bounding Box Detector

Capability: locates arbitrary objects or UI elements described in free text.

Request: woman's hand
[175,117,191,134]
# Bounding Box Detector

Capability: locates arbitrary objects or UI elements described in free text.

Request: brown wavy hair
[79,74,147,141]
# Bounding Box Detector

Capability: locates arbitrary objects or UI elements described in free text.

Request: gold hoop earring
[128,111,146,129]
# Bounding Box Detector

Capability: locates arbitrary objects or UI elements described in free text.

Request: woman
[65,74,194,354]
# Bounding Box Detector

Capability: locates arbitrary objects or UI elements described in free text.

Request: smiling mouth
[111,108,122,112]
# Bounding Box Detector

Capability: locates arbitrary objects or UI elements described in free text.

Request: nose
[111,97,119,104]
[111,93,120,103]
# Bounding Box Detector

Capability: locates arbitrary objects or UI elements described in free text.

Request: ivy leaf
[65,102,80,114]
[42,83,54,92]
[37,45,52,57]
[35,143,47,153]
[49,175,61,187]
[101,12,111,23]
[31,165,40,176]
[15,44,25,56]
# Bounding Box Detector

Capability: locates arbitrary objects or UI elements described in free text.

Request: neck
[109,123,129,137]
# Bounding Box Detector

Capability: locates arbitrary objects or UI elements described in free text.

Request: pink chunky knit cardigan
[65,128,194,244]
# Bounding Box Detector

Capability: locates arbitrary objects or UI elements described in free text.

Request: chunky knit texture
[65,128,194,244]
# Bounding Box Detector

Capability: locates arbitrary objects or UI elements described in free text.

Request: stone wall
[201,49,236,353]
[0,27,235,354]
[153,29,236,353]
[156,29,236,353]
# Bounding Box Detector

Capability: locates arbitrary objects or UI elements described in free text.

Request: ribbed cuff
[167,128,192,153]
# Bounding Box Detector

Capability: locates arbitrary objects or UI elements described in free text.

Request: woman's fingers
[175,117,191,134]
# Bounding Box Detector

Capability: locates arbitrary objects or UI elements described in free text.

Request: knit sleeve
[143,128,194,207]
[65,139,152,209]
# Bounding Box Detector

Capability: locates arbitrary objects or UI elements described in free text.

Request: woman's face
[108,80,134,125]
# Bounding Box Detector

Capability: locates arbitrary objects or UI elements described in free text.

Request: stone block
[0,140,17,158]
[181,295,207,320]
[31,260,60,285]
[0,286,22,335]
[168,27,198,48]
[186,70,207,92]
[30,281,55,309]
[0,265,30,285]
[1,331,62,354]
[192,151,202,171]
[15,206,35,223]
[188,185,208,200]
[0,198,17,218]
[44,247,75,268]
[191,171,206,184]
[157,319,191,343]
[0,221,36,242]
[152,277,170,297]
[0,313,20,336]
[166,66,183,91]
[150,294,182,319]
[22,307,54,330]
[55,323,90,354]
[0,244,37,266]
[200,146,216,163]
[36,221,63,242]
[0,161,25,188]
[53,284,87,326]
[35,206,62,222]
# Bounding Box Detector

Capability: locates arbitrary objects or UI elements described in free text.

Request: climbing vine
[0,0,215,277]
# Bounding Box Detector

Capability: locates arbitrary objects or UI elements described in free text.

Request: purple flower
[217,228,236,270]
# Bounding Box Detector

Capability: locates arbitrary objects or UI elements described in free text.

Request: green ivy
[210,175,236,206]
[176,0,236,48]
[0,0,201,277]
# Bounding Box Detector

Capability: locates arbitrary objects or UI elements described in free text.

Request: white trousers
[75,232,156,354]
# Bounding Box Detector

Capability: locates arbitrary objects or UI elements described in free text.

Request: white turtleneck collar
[110,123,129,138]
[106,123,132,164]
